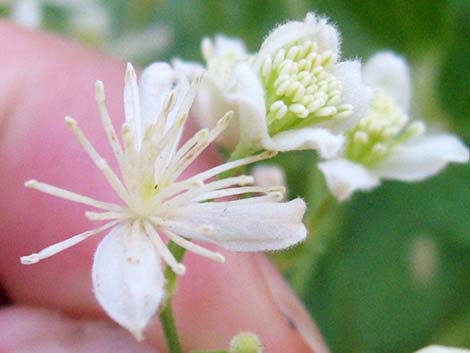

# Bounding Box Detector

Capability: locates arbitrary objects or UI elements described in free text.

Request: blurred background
[1,1,468,352]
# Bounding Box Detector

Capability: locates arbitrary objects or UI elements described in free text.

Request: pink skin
[0,21,328,353]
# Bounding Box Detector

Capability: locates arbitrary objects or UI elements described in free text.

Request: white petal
[204,34,249,61]
[317,60,373,133]
[362,51,411,112]
[372,134,469,182]
[415,346,470,353]
[253,13,340,69]
[172,58,204,81]
[195,74,239,148]
[164,199,307,251]
[318,159,381,201]
[227,61,268,151]
[92,223,165,340]
[139,62,190,132]
[174,57,240,149]
[267,128,344,158]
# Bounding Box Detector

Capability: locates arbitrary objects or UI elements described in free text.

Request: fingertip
[0,306,157,353]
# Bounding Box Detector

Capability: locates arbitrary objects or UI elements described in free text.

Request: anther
[95,81,105,102]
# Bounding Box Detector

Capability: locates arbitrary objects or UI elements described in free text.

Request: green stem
[159,241,187,353]
[190,351,229,353]
[160,303,182,353]
[291,193,336,295]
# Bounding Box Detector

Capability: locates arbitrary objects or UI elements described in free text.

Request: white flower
[318,51,469,201]
[180,13,372,158]
[174,34,251,149]
[415,346,470,353]
[21,63,307,339]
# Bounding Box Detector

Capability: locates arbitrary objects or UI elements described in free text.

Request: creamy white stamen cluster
[261,39,353,134]
[176,13,372,158]
[21,63,307,339]
[319,51,469,202]
[344,90,424,166]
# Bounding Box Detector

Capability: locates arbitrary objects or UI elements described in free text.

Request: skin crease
[0,21,329,353]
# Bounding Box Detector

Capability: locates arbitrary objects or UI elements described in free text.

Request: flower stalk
[159,241,186,353]
[291,193,337,296]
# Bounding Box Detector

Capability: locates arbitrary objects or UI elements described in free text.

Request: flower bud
[229,332,263,353]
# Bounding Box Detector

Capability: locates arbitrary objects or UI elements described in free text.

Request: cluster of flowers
[177,13,469,201]
[21,12,468,340]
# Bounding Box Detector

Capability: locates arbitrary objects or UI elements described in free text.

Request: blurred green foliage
[2,1,469,352]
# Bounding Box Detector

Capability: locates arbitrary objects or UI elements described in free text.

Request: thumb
[0,20,328,353]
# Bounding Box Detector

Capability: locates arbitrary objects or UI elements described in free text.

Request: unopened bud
[229,332,263,353]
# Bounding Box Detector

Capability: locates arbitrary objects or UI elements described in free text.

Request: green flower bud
[229,332,263,353]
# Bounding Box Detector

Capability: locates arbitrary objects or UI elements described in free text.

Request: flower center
[344,90,424,166]
[260,39,353,135]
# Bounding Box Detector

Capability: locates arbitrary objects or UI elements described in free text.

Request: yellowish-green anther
[229,332,263,353]
[261,39,353,135]
[344,90,425,166]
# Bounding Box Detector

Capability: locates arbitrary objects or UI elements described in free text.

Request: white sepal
[268,128,344,158]
[362,51,411,112]
[202,34,249,62]
[372,134,469,182]
[317,60,373,133]
[165,198,307,251]
[92,223,165,341]
[415,346,470,353]
[139,62,190,133]
[227,61,267,150]
[318,159,381,201]
[253,12,340,69]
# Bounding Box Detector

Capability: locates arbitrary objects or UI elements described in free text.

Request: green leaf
[300,165,470,353]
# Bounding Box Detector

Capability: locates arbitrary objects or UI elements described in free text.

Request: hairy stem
[159,241,187,353]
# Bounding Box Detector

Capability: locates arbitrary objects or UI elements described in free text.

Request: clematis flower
[174,34,251,149]
[318,51,469,201]
[21,63,307,339]
[179,13,372,159]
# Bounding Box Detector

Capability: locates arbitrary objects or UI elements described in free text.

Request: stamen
[143,221,186,275]
[95,81,126,176]
[152,91,175,143]
[64,117,130,204]
[164,111,234,183]
[185,150,277,183]
[24,179,122,211]
[175,193,285,211]
[192,185,285,203]
[20,220,120,265]
[124,63,142,144]
[151,216,214,236]
[158,175,254,207]
[85,211,129,221]
[163,229,225,263]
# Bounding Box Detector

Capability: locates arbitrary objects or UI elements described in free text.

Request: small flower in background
[318,51,469,201]
[409,235,440,288]
[181,13,372,159]
[5,0,172,63]
[174,34,250,149]
[21,63,307,339]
